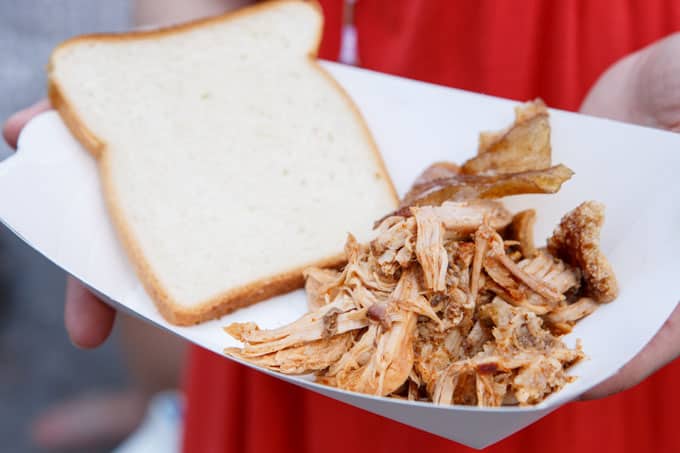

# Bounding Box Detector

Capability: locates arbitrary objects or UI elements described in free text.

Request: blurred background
[1,2,132,452]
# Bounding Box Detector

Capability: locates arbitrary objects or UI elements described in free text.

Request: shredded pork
[226,201,615,406]
[224,100,618,407]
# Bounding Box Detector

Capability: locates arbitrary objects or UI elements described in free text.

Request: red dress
[183,1,680,452]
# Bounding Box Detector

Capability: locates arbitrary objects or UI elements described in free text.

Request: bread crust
[47,0,398,325]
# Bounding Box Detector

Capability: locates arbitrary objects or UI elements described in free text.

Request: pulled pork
[224,100,618,406]
[226,200,616,406]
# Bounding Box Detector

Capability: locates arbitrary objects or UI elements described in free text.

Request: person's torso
[183,2,680,452]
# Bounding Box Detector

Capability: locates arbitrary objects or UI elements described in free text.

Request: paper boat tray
[1,62,679,449]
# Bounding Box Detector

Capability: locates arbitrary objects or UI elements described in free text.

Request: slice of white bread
[48,0,398,325]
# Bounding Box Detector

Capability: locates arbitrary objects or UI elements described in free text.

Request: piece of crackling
[547,201,619,303]
[463,99,551,174]
[406,164,574,208]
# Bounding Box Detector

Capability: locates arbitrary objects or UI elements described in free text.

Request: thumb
[634,32,680,131]
[2,99,51,149]
[580,301,680,399]
[580,31,680,130]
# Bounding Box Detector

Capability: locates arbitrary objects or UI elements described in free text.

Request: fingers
[6,102,116,348]
[580,301,680,400]
[64,277,116,349]
[633,32,680,130]
[2,99,51,149]
[6,102,116,347]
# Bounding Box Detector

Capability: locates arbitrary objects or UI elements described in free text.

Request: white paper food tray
[1,62,678,449]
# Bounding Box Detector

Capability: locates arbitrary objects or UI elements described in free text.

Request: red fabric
[354,0,680,111]
[183,349,680,453]
[183,1,680,452]
[315,0,343,61]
